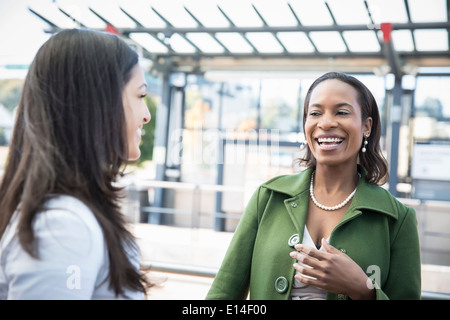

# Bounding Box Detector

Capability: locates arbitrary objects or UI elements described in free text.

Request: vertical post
[388,76,403,197]
[150,73,171,224]
[215,83,225,231]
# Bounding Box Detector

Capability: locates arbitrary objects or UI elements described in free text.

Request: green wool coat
[206,167,421,300]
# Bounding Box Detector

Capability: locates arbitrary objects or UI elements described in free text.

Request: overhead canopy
[29,0,450,76]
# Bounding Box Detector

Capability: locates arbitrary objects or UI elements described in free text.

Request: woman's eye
[337,110,350,116]
[140,93,147,99]
[309,111,321,116]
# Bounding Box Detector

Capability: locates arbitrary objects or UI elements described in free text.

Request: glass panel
[218,81,260,131]
[121,1,166,28]
[309,31,347,52]
[186,33,225,53]
[87,4,136,28]
[326,0,371,25]
[366,0,409,24]
[414,76,450,141]
[245,32,284,53]
[184,0,230,27]
[414,29,449,51]
[277,32,315,53]
[215,33,254,53]
[260,78,302,133]
[169,33,196,53]
[28,3,79,28]
[252,1,298,27]
[216,0,264,27]
[287,0,334,26]
[129,33,169,53]
[151,2,197,27]
[392,30,415,52]
[343,31,380,52]
[415,77,450,119]
[407,0,447,23]
[57,2,106,28]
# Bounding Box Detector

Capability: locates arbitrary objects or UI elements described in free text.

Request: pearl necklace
[310,171,360,211]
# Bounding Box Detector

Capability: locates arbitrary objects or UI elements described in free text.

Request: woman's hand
[290,238,376,300]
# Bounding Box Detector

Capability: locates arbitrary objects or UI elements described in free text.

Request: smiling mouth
[316,137,344,149]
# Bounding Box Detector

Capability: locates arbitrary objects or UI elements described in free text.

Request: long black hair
[0,29,150,297]
[300,72,388,185]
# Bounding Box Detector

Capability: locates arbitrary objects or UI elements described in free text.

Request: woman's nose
[318,114,337,130]
[143,106,151,124]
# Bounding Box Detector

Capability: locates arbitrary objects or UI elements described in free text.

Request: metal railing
[133,180,246,228]
[142,260,450,300]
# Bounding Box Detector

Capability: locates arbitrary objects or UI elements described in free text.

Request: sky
[0,0,51,78]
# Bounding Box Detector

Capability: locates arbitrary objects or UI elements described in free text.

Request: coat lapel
[262,166,399,236]
[262,167,313,235]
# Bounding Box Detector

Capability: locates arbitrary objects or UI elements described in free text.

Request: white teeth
[317,137,343,143]
[137,128,142,136]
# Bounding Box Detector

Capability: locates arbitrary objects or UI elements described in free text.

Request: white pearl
[310,171,359,211]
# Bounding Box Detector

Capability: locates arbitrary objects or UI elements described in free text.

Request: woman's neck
[313,164,360,195]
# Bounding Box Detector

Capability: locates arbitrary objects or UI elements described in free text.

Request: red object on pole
[380,22,393,42]
[105,24,120,35]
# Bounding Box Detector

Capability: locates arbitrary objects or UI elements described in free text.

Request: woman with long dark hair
[207,72,421,300]
[0,29,151,299]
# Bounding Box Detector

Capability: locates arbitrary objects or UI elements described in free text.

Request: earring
[362,134,369,153]
[300,142,307,150]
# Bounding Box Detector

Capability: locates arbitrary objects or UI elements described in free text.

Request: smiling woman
[0,29,152,299]
[206,72,421,300]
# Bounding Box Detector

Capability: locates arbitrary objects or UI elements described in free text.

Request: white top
[0,195,144,300]
[290,226,328,300]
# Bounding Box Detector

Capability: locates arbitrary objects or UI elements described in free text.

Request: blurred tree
[138,95,157,164]
[0,79,23,111]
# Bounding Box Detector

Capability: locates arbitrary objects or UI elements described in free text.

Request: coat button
[337,293,347,300]
[275,276,289,294]
[291,202,297,208]
[288,234,300,247]
[340,248,346,254]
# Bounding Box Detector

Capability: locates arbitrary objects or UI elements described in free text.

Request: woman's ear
[363,117,373,136]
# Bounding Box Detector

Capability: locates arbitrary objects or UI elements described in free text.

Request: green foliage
[138,95,157,164]
[0,79,24,111]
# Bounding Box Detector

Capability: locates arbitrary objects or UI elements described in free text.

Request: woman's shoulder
[38,195,100,228]
[33,195,105,253]
[357,180,415,221]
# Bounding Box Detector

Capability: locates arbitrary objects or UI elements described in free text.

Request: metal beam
[117,22,450,36]
[150,6,202,53]
[286,2,319,53]
[137,50,449,60]
[119,6,173,53]
[216,4,258,54]
[28,7,59,29]
[251,4,288,53]
[57,7,87,28]
[183,6,230,54]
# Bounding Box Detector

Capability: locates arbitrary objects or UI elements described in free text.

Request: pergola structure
[29,0,450,227]
[29,0,450,76]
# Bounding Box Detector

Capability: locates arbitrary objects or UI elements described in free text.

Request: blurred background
[1,0,450,299]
